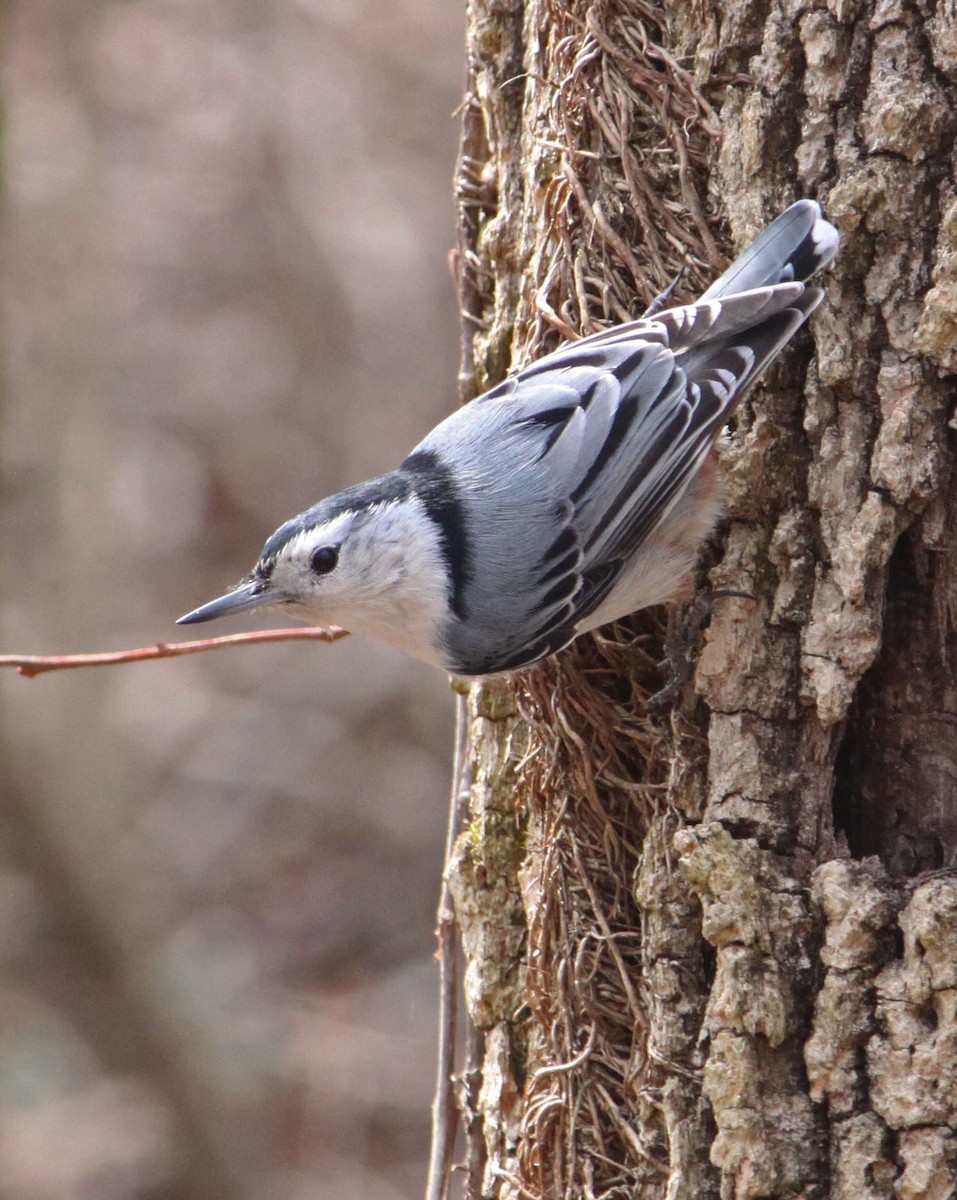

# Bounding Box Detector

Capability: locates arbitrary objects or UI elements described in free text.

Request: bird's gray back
[415,288,822,673]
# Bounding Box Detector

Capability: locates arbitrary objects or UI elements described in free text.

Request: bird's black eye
[309,545,339,576]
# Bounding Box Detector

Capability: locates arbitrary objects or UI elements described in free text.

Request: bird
[178,200,839,677]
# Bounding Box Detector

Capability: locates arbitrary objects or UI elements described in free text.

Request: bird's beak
[177,580,276,626]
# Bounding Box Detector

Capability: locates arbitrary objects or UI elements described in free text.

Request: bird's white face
[259,510,366,627]
[179,498,453,668]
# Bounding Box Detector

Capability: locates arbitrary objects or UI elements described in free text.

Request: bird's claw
[645,589,754,711]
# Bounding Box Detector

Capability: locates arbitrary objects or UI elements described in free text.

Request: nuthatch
[179,201,839,675]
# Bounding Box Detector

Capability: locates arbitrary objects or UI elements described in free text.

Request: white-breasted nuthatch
[178,201,839,675]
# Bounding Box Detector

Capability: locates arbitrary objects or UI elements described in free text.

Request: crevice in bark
[834,520,957,875]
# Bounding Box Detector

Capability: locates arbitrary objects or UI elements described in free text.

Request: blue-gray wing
[420,202,838,674]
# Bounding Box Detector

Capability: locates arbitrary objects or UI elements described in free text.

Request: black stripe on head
[400,449,472,621]
[256,472,417,576]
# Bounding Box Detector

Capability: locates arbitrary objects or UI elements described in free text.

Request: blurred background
[0,1,463,1196]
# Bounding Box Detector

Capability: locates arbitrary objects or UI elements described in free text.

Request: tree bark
[446,1,957,1197]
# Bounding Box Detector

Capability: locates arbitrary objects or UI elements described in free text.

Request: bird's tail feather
[699,200,839,301]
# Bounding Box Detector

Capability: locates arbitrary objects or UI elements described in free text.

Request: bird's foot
[645,589,753,711]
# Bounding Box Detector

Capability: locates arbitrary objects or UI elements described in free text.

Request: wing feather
[428,203,838,674]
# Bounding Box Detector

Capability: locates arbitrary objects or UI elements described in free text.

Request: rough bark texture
[448,1,957,1197]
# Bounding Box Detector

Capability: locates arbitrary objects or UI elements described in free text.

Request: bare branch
[0,627,350,678]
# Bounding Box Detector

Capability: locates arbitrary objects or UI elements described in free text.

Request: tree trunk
[444,1,957,1197]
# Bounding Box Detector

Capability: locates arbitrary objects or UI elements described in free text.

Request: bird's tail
[699,200,840,301]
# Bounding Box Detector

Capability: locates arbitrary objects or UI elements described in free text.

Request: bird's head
[178,506,367,627]
[177,474,453,666]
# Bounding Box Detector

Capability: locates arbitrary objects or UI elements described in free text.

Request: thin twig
[426,688,470,1200]
[0,627,350,677]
